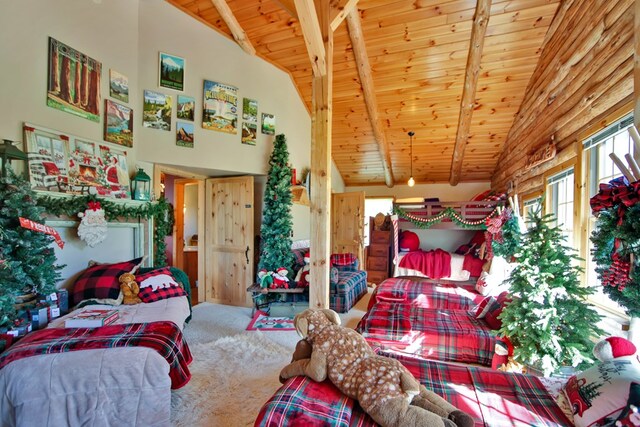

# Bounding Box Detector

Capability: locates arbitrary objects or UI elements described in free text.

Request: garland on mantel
[36,194,174,267]
[393,205,500,230]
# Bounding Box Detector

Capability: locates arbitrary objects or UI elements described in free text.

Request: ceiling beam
[294,0,327,76]
[272,0,298,19]
[449,0,492,186]
[346,10,394,188]
[209,0,256,55]
[330,0,359,32]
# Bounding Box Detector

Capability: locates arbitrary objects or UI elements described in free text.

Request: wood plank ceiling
[167,0,561,187]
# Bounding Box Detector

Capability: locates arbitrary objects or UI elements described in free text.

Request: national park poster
[177,95,195,121]
[242,98,258,145]
[176,121,195,148]
[159,52,185,91]
[143,90,172,131]
[202,80,238,134]
[261,113,275,135]
[104,99,133,147]
[109,69,129,103]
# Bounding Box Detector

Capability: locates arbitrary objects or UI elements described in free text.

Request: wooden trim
[294,0,327,77]
[210,0,256,55]
[346,10,394,188]
[578,100,633,142]
[635,0,640,128]
[330,0,359,32]
[273,0,298,19]
[449,0,492,186]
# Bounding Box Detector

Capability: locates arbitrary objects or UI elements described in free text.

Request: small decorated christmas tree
[499,208,602,376]
[257,134,294,276]
[0,170,61,327]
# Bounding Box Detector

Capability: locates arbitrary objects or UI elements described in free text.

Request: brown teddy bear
[279,308,474,427]
[118,272,142,305]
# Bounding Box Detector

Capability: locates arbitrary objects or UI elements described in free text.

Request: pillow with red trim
[483,292,510,329]
[330,253,357,266]
[73,257,143,306]
[136,267,187,303]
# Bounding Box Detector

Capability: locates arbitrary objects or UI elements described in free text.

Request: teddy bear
[294,252,310,287]
[279,308,475,427]
[118,272,142,305]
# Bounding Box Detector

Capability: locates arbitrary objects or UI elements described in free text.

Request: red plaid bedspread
[368,277,483,311]
[0,321,192,389]
[357,305,496,366]
[255,353,572,426]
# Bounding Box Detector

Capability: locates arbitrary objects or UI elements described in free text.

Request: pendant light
[407,131,415,187]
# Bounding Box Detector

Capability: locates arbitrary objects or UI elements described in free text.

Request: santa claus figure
[272,267,290,289]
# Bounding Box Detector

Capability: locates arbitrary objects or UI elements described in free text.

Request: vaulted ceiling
[167,0,561,187]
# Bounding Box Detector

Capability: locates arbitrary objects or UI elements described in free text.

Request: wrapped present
[29,305,49,330]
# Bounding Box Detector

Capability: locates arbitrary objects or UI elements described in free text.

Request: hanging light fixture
[407,131,415,187]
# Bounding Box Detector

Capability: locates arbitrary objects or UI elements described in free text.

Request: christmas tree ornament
[78,201,108,247]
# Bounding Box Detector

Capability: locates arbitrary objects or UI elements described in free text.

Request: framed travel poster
[104,99,133,147]
[109,69,129,103]
[261,113,275,135]
[177,95,195,121]
[176,121,194,148]
[47,37,102,122]
[202,80,237,134]
[23,123,70,193]
[143,90,172,131]
[242,98,257,145]
[159,52,185,91]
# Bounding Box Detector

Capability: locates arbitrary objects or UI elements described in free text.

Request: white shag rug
[171,330,291,427]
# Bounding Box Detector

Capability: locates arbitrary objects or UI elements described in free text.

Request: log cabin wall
[492,0,633,195]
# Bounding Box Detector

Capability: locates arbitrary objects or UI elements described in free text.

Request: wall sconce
[131,168,151,201]
[0,139,28,178]
[407,131,415,187]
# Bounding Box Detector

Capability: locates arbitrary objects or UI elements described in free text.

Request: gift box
[30,306,49,330]
[56,290,69,315]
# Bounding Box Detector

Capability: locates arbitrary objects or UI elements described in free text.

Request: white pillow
[475,256,514,296]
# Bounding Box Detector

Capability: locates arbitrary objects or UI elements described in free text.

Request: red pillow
[136,267,186,303]
[73,257,143,305]
[483,292,510,330]
[330,253,356,266]
[399,230,420,251]
[42,161,60,175]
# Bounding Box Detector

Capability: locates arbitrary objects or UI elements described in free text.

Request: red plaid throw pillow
[330,253,356,266]
[483,292,510,329]
[136,267,186,303]
[73,257,143,305]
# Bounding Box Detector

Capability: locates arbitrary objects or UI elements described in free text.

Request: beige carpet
[171,289,372,426]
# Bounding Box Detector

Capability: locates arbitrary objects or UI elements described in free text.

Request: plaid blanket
[256,353,572,426]
[0,321,192,389]
[368,277,483,311]
[357,306,496,366]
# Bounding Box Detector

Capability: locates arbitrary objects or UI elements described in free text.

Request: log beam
[294,0,327,76]
[635,0,640,127]
[209,0,256,55]
[346,10,394,187]
[330,0,359,32]
[273,0,298,19]
[449,0,492,186]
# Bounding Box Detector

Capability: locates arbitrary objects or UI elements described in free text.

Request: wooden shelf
[291,185,310,206]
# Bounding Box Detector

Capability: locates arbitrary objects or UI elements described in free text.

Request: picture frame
[176,121,194,148]
[47,37,102,122]
[98,144,131,199]
[202,80,238,134]
[143,90,172,131]
[177,95,195,121]
[23,123,71,193]
[261,113,275,135]
[242,98,258,146]
[104,99,133,147]
[159,52,185,91]
[109,69,129,103]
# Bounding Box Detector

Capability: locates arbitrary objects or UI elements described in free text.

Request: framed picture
[47,37,101,122]
[23,123,70,193]
[159,52,185,91]
[104,99,133,147]
[98,145,131,199]
[67,138,100,194]
[176,121,194,148]
[261,113,275,135]
[202,80,238,134]
[177,95,195,121]
[143,90,172,131]
[109,69,129,103]
[242,98,258,146]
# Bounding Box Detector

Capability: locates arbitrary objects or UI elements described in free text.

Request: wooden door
[332,192,365,265]
[204,176,254,307]
[173,178,200,303]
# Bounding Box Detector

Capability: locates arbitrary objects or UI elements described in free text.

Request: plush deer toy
[279,308,474,427]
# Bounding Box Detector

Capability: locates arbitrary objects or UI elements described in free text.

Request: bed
[0,264,192,427]
[255,349,573,427]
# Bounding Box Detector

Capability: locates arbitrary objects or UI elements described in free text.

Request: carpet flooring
[170,289,372,426]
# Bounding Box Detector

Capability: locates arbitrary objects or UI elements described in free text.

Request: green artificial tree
[0,169,61,327]
[491,212,521,260]
[499,208,602,376]
[257,134,294,277]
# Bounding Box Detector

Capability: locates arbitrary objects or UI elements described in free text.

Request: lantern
[0,139,28,178]
[131,168,151,201]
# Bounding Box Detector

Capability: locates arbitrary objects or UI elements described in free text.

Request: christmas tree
[499,208,602,376]
[0,169,61,327]
[257,134,294,276]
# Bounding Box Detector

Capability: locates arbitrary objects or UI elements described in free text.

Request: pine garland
[499,210,603,376]
[393,205,499,229]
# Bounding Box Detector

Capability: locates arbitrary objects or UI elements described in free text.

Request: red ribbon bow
[88,201,101,211]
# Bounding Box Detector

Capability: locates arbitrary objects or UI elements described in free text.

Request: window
[522,196,542,229]
[363,198,393,246]
[547,168,575,248]
[583,113,634,315]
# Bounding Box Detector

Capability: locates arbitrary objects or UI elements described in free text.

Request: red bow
[88,201,101,211]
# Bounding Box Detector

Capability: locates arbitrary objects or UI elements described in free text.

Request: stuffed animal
[294,252,311,287]
[279,308,474,427]
[257,269,273,290]
[272,267,289,289]
[118,272,142,305]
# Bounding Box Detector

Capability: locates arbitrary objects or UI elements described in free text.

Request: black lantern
[0,139,28,178]
[131,168,151,201]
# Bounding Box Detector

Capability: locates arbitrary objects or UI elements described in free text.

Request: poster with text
[202,80,237,134]
[261,113,275,135]
[176,121,194,148]
[242,98,258,145]
[143,90,172,131]
[104,99,133,147]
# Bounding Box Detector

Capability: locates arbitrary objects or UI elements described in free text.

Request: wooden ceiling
[168,0,561,187]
